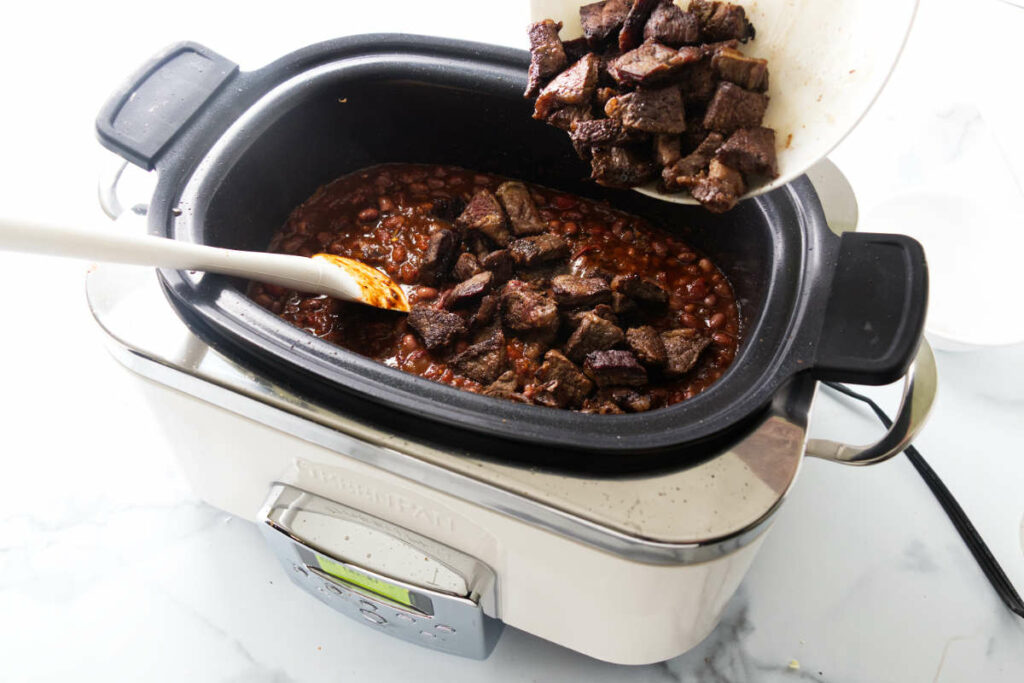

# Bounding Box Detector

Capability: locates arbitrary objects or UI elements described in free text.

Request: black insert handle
[813,232,929,385]
[95,42,238,170]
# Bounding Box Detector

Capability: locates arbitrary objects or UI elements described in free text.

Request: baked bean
[564,221,579,236]
[709,313,726,329]
[713,332,733,345]
[378,196,395,212]
[409,182,429,194]
[408,286,437,304]
[390,245,407,262]
[698,258,714,273]
[704,294,717,307]
[682,313,701,328]
[357,207,379,222]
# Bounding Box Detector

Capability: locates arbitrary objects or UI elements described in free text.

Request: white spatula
[0,217,410,313]
[530,0,919,204]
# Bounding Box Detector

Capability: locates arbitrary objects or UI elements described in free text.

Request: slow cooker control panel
[258,484,502,659]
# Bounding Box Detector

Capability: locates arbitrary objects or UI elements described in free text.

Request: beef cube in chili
[483,370,529,403]
[501,282,560,331]
[509,234,570,267]
[450,329,507,384]
[580,0,632,45]
[452,252,482,281]
[662,131,724,191]
[481,249,514,285]
[456,190,510,247]
[703,82,768,135]
[406,308,467,351]
[590,146,656,188]
[583,400,626,414]
[607,387,655,412]
[644,2,700,46]
[619,0,661,51]
[611,291,637,315]
[533,54,600,120]
[584,350,648,387]
[565,311,625,363]
[564,304,618,331]
[716,126,778,177]
[496,181,547,236]
[711,47,768,91]
[429,196,466,223]
[470,293,500,329]
[691,158,746,213]
[606,85,687,134]
[551,275,613,308]
[611,273,669,306]
[607,40,694,86]
[419,228,459,285]
[445,271,494,309]
[537,349,595,407]
[526,20,568,97]
[626,325,668,366]
[661,329,712,376]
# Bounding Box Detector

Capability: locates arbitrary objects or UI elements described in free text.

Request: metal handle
[806,339,937,465]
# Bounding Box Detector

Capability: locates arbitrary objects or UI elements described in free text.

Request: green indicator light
[315,554,414,608]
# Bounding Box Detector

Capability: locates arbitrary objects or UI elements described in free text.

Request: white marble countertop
[1,1,1023,681]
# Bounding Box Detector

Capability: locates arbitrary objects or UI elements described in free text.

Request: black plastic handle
[95,42,238,170]
[813,232,928,385]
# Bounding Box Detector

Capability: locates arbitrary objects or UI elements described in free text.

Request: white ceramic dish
[529,0,919,205]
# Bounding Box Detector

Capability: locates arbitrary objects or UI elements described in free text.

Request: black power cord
[824,381,1024,619]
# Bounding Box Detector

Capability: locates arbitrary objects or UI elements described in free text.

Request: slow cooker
[89,36,936,664]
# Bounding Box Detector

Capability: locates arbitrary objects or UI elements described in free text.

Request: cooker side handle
[812,232,928,385]
[95,42,238,171]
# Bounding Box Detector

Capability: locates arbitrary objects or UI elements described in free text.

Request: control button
[324,582,343,595]
[359,600,378,611]
[435,624,456,633]
[395,613,415,623]
[360,610,387,625]
[419,630,436,639]
[292,564,308,577]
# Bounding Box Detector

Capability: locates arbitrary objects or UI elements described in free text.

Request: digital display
[315,553,415,608]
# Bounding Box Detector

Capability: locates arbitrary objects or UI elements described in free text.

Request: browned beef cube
[445,271,494,308]
[590,146,656,188]
[471,293,500,329]
[457,190,510,246]
[526,20,568,97]
[482,370,530,403]
[419,228,459,285]
[570,119,646,148]
[534,54,600,120]
[611,291,637,315]
[606,85,686,134]
[450,329,507,384]
[481,249,514,285]
[676,57,718,104]
[545,104,594,131]
[654,134,682,166]
[580,0,632,45]
[462,231,492,260]
[564,304,618,330]
[584,350,648,387]
[509,234,570,267]
[703,82,768,134]
[564,311,625,362]
[496,181,547,236]
[606,387,654,412]
[661,131,723,191]
[537,349,595,407]
[611,273,669,305]
[407,308,466,351]
[716,126,778,177]
[607,40,695,86]
[619,0,661,51]
[626,325,668,365]
[562,37,591,64]
[644,3,701,46]
[582,400,626,414]
[688,1,755,42]
[691,158,746,213]
[551,275,613,307]
[429,196,466,223]
[452,252,482,281]
[712,47,768,91]
[661,329,711,376]
[501,282,560,331]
